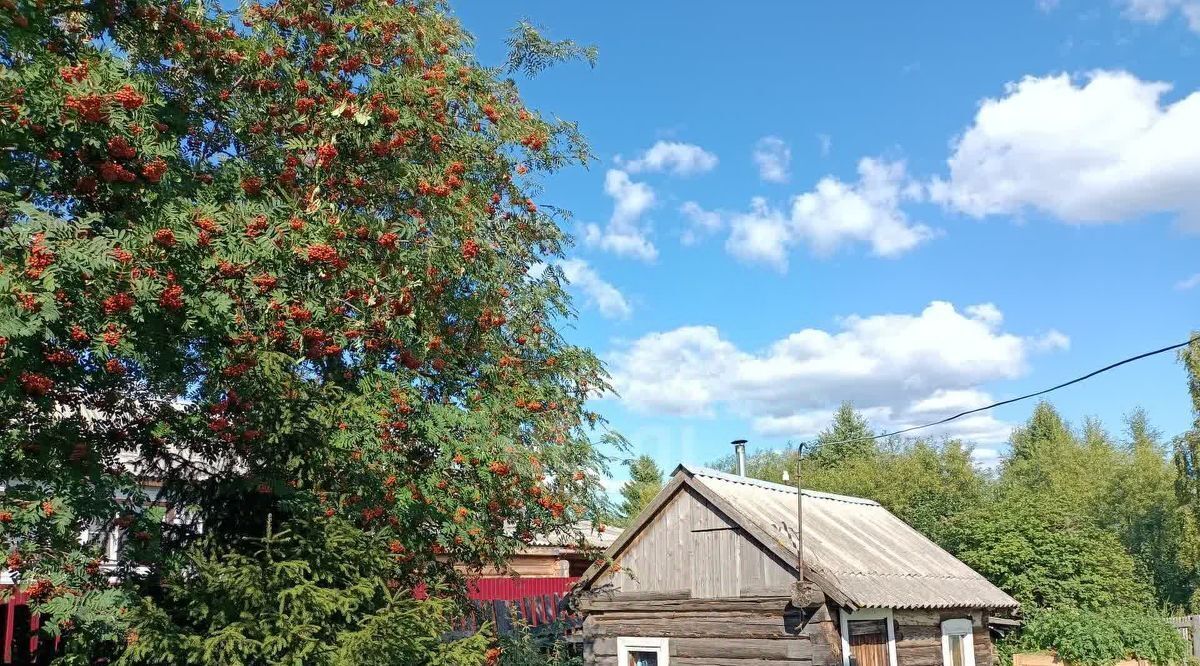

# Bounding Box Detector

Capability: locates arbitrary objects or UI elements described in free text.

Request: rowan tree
[0,0,616,660]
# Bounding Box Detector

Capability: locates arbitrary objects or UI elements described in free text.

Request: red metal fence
[4,577,580,660]
[468,576,579,600]
[2,591,61,666]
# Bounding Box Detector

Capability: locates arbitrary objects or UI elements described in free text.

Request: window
[941,618,976,666]
[617,637,669,666]
[839,608,897,666]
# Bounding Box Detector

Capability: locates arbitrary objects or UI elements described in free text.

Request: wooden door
[848,619,889,666]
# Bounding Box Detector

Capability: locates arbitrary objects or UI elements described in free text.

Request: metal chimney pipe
[732,439,748,476]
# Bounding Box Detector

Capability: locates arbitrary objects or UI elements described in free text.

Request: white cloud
[723,159,935,271]
[584,169,658,261]
[1121,0,1200,32]
[965,303,1003,327]
[607,301,1066,444]
[1177,273,1200,290]
[1036,0,1060,12]
[931,71,1200,230]
[557,258,632,319]
[793,158,935,256]
[679,201,723,245]
[725,197,793,271]
[753,136,792,183]
[620,141,718,177]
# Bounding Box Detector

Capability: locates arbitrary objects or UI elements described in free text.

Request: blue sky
[453,1,1200,481]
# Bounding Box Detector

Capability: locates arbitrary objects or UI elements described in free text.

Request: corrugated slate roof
[680,465,1018,610]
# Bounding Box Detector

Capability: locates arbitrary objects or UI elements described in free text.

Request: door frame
[840,607,898,666]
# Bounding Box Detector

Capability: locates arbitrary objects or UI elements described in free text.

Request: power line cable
[815,334,1200,448]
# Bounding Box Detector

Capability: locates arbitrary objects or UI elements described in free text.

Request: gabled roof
[583,464,1018,611]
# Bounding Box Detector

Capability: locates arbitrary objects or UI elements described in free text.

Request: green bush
[497,620,581,666]
[1005,607,1188,666]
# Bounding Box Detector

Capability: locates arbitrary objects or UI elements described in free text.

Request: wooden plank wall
[596,486,796,598]
[581,596,830,666]
[892,610,995,666]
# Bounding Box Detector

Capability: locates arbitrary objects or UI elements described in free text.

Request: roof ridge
[679,464,881,506]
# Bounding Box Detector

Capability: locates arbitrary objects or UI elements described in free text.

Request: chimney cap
[732,439,748,445]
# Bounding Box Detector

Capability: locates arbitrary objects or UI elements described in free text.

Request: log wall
[581,596,840,666]
[892,609,995,666]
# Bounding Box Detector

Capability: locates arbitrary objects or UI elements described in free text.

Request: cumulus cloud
[584,169,658,261]
[724,159,935,271]
[1121,0,1200,31]
[679,201,723,245]
[1177,273,1200,290]
[620,141,718,177]
[753,136,792,183]
[930,71,1200,229]
[606,301,1068,444]
[557,258,632,319]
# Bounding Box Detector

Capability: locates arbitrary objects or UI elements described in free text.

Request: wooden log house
[576,465,1018,666]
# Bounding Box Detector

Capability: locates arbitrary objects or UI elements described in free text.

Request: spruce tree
[616,456,662,525]
[809,402,875,467]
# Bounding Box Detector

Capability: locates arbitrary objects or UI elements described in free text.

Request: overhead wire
[814,334,1200,448]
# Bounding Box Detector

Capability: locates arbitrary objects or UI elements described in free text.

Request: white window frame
[840,607,898,666]
[617,636,670,666]
[941,618,976,666]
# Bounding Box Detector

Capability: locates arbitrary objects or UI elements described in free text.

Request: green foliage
[505,21,598,77]
[118,514,492,666]
[940,492,1154,611]
[1105,409,1193,608]
[1004,607,1187,666]
[0,0,616,660]
[1003,405,1122,522]
[614,455,663,526]
[497,621,581,666]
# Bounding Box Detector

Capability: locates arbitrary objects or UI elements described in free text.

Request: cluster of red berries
[102,292,136,314]
[241,176,263,195]
[65,94,108,123]
[25,579,54,601]
[45,349,77,366]
[107,136,137,160]
[316,143,338,167]
[305,243,339,264]
[20,371,54,396]
[159,284,184,310]
[112,84,146,111]
[152,228,176,247]
[25,233,55,279]
[520,131,547,151]
[99,161,137,183]
[59,62,89,83]
[142,157,167,183]
[101,324,122,346]
[461,238,479,261]
[252,273,278,292]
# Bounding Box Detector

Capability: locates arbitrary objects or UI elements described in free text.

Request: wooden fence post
[1190,615,1200,660]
